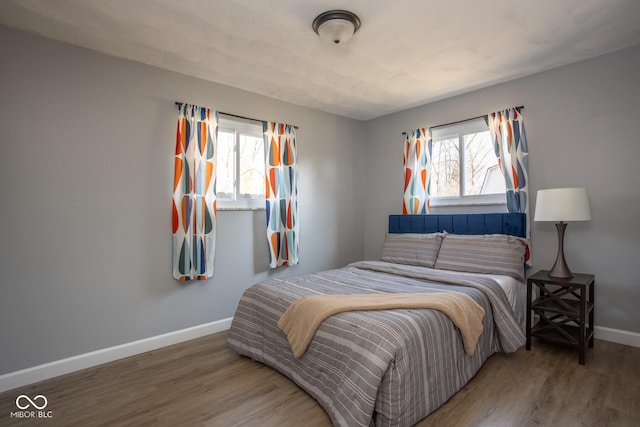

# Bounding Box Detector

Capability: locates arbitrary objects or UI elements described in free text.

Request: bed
[227,213,528,426]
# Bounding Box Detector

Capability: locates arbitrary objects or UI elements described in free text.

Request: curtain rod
[175,102,298,129]
[401,105,524,135]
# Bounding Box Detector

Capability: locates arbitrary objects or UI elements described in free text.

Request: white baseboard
[1,320,635,394]
[0,317,233,394]
[594,326,640,348]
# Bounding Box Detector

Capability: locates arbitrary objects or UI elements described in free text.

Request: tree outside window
[217,117,265,210]
[431,119,506,203]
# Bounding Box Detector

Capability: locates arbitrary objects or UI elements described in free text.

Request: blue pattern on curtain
[264,122,299,268]
[172,104,217,280]
[402,128,432,214]
[488,107,531,266]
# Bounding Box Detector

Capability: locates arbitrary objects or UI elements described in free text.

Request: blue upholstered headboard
[388,213,526,238]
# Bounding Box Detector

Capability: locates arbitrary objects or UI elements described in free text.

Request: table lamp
[534,188,591,278]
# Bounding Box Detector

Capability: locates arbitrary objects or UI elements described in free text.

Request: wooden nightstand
[526,269,595,365]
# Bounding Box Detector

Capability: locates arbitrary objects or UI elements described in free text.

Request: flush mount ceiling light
[312,10,361,44]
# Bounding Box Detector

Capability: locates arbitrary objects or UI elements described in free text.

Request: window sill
[217,206,265,211]
[430,194,507,208]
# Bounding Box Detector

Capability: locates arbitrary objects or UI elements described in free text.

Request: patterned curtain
[172,104,217,280]
[264,122,299,268]
[487,107,531,266]
[402,128,432,214]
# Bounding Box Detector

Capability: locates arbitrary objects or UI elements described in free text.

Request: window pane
[217,130,235,199]
[463,131,505,195]
[431,138,460,197]
[238,134,265,199]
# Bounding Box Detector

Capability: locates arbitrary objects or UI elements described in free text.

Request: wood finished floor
[1,332,639,426]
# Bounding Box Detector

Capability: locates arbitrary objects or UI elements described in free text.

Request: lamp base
[548,222,573,278]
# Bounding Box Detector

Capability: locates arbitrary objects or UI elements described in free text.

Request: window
[217,116,265,210]
[430,118,506,206]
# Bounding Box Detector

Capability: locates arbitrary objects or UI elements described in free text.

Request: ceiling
[1,0,639,121]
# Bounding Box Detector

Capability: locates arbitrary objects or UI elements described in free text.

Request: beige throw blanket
[278,292,485,358]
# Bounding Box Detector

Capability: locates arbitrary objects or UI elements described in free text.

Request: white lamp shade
[316,19,356,44]
[534,187,592,222]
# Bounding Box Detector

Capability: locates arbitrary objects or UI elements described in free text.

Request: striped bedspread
[227,261,525,427]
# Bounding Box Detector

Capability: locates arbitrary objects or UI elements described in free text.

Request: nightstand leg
[525,280,532,350]
[579,290,586,365]
[589,280,595,348]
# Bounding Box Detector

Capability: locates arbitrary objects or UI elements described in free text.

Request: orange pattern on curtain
[172,104,217,280]
[264,122,298,268]
[402,128,431,214]
[488,107,531,266]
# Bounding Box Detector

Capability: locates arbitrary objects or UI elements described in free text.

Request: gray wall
[0,26,365,375]
[363,45,640,335]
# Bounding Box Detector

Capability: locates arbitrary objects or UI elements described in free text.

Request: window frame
[429,118,507,208]
[216,116,266,211]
